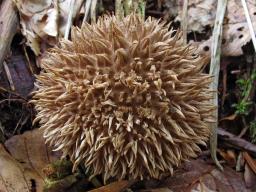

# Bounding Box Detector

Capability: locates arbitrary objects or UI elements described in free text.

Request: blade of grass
[3,61,15,91]
[209,0,227,171]
[82,0,92,26]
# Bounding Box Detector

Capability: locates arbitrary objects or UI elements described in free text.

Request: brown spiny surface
[32,14,214,182]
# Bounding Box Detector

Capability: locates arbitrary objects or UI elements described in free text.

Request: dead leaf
[0,144,42,192]
[161,159,250,192]
[5,128,61,177]
[192,182,216,192]
[218,149,237,167]
[244,163,256,189]
[174,0,256,56]
[13,0,52,16]
[88,180,133,192]
[13,0,84,56]
[175,0,216,32]
[138,188,173,192]
[243,152,256,174]
[220,114,237,121]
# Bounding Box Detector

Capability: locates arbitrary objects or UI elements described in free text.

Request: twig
[0,0,18,69]
[181,0,188,44]
[218,128,256,156]
[82,0,92,26]
[241,0,256,52]
[23,45,34,75]
[3,61,15,91]
[64,0,76,40]
[238,116,249,138]
[209,0,227,171]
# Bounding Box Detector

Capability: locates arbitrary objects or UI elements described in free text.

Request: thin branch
[3,61,15,91]
[209,0,227,171]
[241,0,256,52]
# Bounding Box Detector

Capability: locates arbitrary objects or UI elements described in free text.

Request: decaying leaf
[88,180,132,192]
[5,128,61,177]
[174,0,256,56]
[160,159,250,192]
[0,144,43,192]
[13,0,84,55]
[2,128,61,192]
[244,163,256,189]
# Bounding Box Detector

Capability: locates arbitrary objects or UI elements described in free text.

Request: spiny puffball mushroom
[32,14,215,182]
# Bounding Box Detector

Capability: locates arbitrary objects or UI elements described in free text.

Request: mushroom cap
[32,14,214,182]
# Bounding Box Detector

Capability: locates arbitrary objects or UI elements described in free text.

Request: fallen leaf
[5,128,61,178]
[88,180,133,192]
[174,0,256,56]
[0,144,42,192]
[243,152,256,174]
[192,182,216,192]
[13,0,84,56]
[220,114,237,121]
[14,0,52,16]
[160,159,250,192]
[138,188,173,192]
[244,163,256,189]
[218,149,237,167]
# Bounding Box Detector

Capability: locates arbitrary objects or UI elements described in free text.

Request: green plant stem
[115,0,146,20]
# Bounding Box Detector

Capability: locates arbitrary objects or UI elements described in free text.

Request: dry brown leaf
[195,21,256,57]
[5,128,61,177]
[192,182,216,192]
[218,149,237,167]
[244,163,256,189]
[2,128,62,191]
[175,0,216,32]
[174,0,256,56]
[161,159,250,192]
[243,152,256,174]
[13,0,52,16]
[88,180,133,192]
[138,188,173,192]
[13,0,84,56]
[0,144,42,192]
[220,114,237,121]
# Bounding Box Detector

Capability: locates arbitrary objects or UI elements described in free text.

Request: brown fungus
[32,14,215,182]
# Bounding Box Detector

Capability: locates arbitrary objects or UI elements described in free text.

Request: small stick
[218,128,256,155]
[181,0,188,44]
[209,0,227,171]
[3,61,15,91]
[241,0,256,52]
[64,0,76,40]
